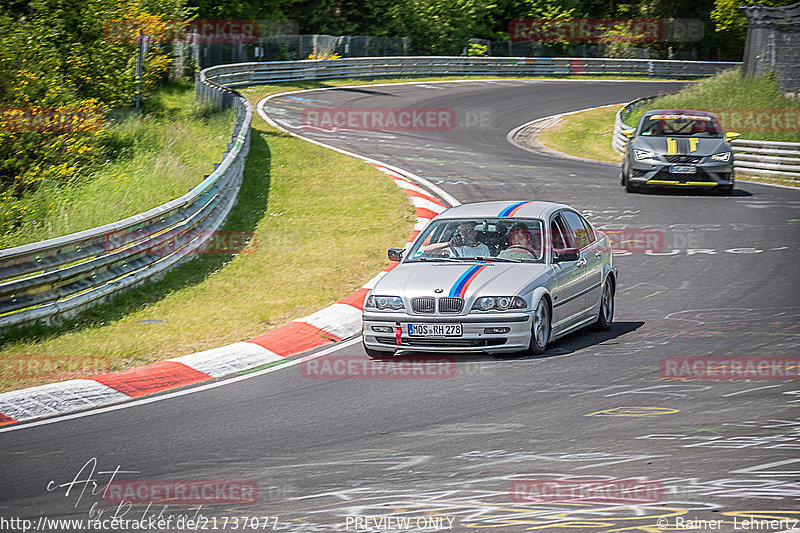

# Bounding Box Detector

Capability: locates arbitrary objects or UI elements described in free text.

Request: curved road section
[2,80,799,533]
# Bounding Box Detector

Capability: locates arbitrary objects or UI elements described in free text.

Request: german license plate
[669,165,696,174]
[407,323,462,337]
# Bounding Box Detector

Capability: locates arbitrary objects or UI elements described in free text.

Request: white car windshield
[406,218,545,263]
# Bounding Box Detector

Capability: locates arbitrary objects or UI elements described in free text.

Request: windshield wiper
[411,256,463,262]
[474,256,523,263]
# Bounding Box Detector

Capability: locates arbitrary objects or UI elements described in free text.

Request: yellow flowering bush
[0,0,190,239]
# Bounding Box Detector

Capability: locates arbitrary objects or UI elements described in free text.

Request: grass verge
[0,81,237,248]
[0,81,416,393]
[538,105,623,163]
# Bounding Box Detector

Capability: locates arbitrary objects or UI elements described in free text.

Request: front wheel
[593,278,614,330]
[524,298,551,355]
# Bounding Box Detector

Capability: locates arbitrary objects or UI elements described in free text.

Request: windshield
[406,217,545,263]
[639,113,722,138]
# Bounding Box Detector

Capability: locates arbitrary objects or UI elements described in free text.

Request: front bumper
[362,311,533,354]
[629,159,734,189]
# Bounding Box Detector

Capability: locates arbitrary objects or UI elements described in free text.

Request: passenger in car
[498,224,541,260]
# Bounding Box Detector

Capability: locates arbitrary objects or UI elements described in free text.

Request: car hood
[372,261,551,302]
[634,136,730,156]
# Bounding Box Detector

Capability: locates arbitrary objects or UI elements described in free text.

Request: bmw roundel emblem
[434,288,444,293]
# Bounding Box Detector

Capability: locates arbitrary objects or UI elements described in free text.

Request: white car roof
[432,200,574,221]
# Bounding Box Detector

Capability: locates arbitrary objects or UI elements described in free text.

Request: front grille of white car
[439,297,464,313]
[410,297,464,314]
[411,297,435,313]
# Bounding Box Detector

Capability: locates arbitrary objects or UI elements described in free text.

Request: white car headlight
[711,152,731,162]
[365,295,405,311]
[472,296,527,311]
[634,149,658,161]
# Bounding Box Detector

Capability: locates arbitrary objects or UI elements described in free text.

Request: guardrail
[0,84,252,329]
[612,97,800,180]
[731,139,800,179]
[1,55,740,329]
[200,56,738,87]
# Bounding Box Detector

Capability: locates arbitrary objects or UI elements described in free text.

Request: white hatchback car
[362,201,617,357]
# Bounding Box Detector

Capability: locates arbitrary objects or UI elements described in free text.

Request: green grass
[625,69,800,143]
[539,105,623,163]
[0,82,415,393]
[0,81,236,248]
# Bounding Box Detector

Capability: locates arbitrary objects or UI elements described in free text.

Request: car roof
[432,200,574,221]
[642,109,718,118]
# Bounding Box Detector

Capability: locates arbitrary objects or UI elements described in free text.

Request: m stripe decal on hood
[450,265,488,298]
[499,201,536,217]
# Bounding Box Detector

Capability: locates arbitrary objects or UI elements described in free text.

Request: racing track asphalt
[1,79,799,533]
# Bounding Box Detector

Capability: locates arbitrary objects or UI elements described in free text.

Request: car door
[549,213,586,331]
[561,210,603,316]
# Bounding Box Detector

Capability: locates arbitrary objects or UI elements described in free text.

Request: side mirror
[388,248,404,261]
[622,128,635,139]
[725,131,740,142]
[553,248,579,262]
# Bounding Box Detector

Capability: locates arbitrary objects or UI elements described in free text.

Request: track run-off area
[1,79,799,533]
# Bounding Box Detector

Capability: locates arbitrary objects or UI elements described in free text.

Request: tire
[524,297,551,355]
[363,339,393,359]
[625,179,639,193]
[593,278,615,331]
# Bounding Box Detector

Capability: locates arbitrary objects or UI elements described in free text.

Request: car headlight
[472,296,527,311]
[633,149,658,161]
[711,152,731,162]
[365,295,405,311]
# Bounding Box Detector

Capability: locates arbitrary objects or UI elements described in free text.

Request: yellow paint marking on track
[642,291,663,299]
[585,407,679,417]
[29,450,63,459]
[647,180,718,186]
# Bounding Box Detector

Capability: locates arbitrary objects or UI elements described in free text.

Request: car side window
[551,215,574,250]
[579,215,596,245]
[561,211,593,249]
